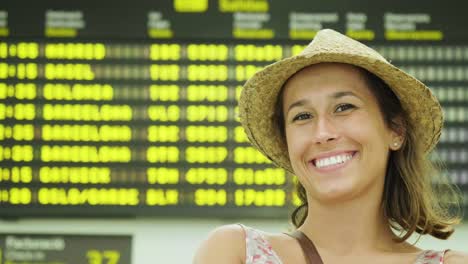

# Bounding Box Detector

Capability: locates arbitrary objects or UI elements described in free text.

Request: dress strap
[238,224,283,264]
[414,250,448,264]
[441,249,451,263]
[285,230,324,264]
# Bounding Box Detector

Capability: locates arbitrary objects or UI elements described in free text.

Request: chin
[319,194,353,204]
[312,187,358,204]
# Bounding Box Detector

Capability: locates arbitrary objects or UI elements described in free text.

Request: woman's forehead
[282,63,371,100]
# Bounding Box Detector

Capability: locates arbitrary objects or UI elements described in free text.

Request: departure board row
[1,0,468,219]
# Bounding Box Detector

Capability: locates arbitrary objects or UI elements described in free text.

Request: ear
[389,116,406,151]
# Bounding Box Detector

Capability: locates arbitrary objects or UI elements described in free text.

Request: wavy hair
[274,64,462,242]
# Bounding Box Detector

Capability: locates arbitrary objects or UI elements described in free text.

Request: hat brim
[239,52,443,174]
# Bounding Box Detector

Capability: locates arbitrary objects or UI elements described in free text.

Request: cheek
[348,115,391,149]
[285,127,311,158]
[344,121,370,141]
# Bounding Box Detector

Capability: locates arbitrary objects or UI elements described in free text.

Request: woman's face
[282,63,400,204]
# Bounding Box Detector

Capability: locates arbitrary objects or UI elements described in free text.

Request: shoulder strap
[286,230,324,264]
[442,249,450,262]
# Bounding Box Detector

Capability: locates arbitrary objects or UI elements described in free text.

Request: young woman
[193,29,468,264]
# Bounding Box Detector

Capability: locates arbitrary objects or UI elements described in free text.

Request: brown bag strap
[286,230,324,264]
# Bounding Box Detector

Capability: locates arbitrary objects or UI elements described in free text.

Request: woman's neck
[298,193,409,256]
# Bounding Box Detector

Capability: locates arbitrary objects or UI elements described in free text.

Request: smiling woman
[193,29,468,264]
[276,62,457,240]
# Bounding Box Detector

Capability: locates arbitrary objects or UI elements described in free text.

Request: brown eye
[292,113,312,121]
[336,103,355,113]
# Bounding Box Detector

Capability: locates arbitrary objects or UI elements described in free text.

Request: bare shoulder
[192,224,246,264]
[444,250,468,264]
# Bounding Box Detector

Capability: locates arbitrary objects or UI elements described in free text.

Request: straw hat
[238,29,443,174]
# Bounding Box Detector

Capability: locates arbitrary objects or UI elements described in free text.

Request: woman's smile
[309,151,358,173]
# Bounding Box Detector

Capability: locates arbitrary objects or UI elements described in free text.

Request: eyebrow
[286,91,359,114]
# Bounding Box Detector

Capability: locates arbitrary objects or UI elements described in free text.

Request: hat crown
[299,29,387,63]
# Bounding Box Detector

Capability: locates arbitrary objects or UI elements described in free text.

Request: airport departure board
[1,0,467,219]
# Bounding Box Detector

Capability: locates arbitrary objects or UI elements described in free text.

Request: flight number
[187,64,228,81]
[149,85,179,101]
[147,125,179,142]
[194,189,226,206]
[147,167,179,184]
[186,85,228,102]
[185,168,227,185]
[186,105,228,122]
[233,168,285,185]
[235,44,282,61]
[150,64,179,80]
[234,126,248,143]
[234,189,285,206]
[235,65,263,81]
[150,44,181,60]
[185,146,228,163]
[147,146,179,163]
[187,44,228,61]
[234,147,271,164]
[185,125,227,142]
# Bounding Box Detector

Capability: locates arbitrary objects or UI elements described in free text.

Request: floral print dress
[239,224,449,264]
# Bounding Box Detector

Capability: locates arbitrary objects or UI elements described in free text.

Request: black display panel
[1,0,467,219]
[0,233,131,264]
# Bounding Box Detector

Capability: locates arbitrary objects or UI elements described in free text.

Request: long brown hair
[274,64,462,241]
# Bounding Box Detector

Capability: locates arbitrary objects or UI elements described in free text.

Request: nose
[312,116,339,144]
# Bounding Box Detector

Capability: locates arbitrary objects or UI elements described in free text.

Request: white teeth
[336,156,342,163]
[315,153,353,169]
